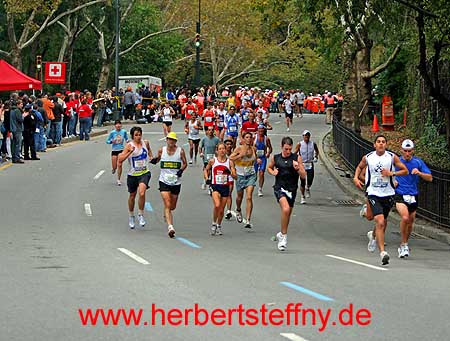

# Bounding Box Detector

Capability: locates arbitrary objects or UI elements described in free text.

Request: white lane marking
[326,254,389,271]
[280,333,309,341]
[93,170,105,180]
[274,121,281,124]
[117,248,150,265]
[159,137,167,141]
[268,133,301,137]
[84,203,92,216]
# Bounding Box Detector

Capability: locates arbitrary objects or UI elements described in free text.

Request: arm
[295,155,306,179]
[413,161,433,182]
[118,143,134,163]
[150,147,163,164]
[144,140,153,160]
[106,131,113,144]
[293,142,300,155]
[383,155,408,177]
[180,148,188,171]
[353,156,367,190]
[267,156,278,176]
[314,142,319,158]
[266,137,273,158]
[229,147,242,161]
[229,160,237,179]
[203,159,214,180]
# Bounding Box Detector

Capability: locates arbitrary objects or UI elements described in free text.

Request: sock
[138,210,144,216]
[168,224,174,230]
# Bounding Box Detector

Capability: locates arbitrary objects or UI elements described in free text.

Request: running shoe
[380,251,390,265]
[117,179,122,186]
[398,245,405,258]
[201,183,206,190]
[210,223,217,236]
[403,244,410,257]
[276,232,287,251]
[129,216,135,229]
[112,169,116,174]
[244,221,253,229]
[287,127,290,132]
[300,196,306,204]
[189,160,193,165]
[216,225,223,235]
[225,211,232,220]
[168,226,176,238]
[236,210,243,223]
[359,204,367,218]
[258,188,263,197]
[367,230,377,252]
[138,214,146,227]
[305,188,311,198]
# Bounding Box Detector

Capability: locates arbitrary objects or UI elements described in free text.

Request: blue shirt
[395,156,431,195]
[106,129,128,151]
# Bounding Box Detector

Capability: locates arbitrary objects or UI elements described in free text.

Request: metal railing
[332,120,450,228]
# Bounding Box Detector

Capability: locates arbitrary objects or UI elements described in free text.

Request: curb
[61,129,108,144]
[319,128,450,246]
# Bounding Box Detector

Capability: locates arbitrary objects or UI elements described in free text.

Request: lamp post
[194,0,201,88]
[114,0,120,97]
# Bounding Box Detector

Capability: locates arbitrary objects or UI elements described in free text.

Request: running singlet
[274,153,299,193]
[127,141,150,176]
[395,156,431,196]
[234,149,256,176]
[162,107,172,122]
[159,146,182,186]
[185,104,196,120]
[212,157,231,185]
[254,135,266,158]
[299,140,315,170]
[203,110,215,127]
[365,151,395,197]
[216,109,226,128]
[188,120,201,140]
[225,114,239,136]
[240,109,250,124]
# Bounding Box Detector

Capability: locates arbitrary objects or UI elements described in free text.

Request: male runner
[268,136,306,251]
[185,113,202,164]
[118,126,153,229]
[106,120,128,185]
[354,135,408,265]
[200,126,220,190]
[224,106,239,149]
[254,125,272,197]
[294,130,319,204]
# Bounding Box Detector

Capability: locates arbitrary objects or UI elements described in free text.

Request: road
[1,114,449,341]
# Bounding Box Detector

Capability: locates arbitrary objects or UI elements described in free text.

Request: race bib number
[371,175,388,188]
[256,149,265,157]
[403,195,416,204]
[188,110,194,115]
[215,174,228,185]
[205,117,213,122]
[206,154,214,160]
[218,122,224,127]
[244,166,255,176]
[229,126,237,132]
[163,173,178,185]
[303,162,312,170]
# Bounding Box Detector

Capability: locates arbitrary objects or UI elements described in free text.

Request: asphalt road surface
[1,114,449,341]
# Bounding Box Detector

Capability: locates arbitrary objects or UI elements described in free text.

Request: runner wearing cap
[150,132,187,238]
[254,125,272,197]
[224,106,239,149]
[394,139,432,258]
[294,130,319,204]
[118,126,153,229]
[353,135,408,265]
[106,120,128,186]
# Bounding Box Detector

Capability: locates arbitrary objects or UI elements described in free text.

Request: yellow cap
[166,132,178,140]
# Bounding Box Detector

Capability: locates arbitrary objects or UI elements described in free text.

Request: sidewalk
[319,128,450,246]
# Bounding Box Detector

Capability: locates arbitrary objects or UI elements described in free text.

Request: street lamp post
[194,0,201,88]
[114,0,120,97]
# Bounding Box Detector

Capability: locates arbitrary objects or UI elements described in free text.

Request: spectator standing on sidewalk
[10,100,24,163]
[51,96,64,146]
[22,104,39,160]
[78,100,93,141]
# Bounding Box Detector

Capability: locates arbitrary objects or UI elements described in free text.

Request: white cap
[302,129,311,136]
[401,139,414,150]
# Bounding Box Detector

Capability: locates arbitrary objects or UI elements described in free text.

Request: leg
[128,192,137,213]
[217,196,228,225]
[161,191,174,226]
[111,155,118,173]
[406,211,416,243]
[258,170,265,189]
[279,197,293,234]
[212,191,222,223]
[236,189,244,212]
[137,183,147,212]
[396,203,410,244]
[189,140,194,161]
[117,159,123,181]
[374,215,387,252]
[245,186,254,220]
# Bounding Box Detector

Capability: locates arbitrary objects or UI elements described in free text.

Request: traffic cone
[372,114,379,132]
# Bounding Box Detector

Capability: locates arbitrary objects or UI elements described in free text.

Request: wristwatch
[392,171,396,176]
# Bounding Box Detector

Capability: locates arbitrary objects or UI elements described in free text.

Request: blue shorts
[255,157,267,172]
[236,173,257,192]
[226,131,238,138]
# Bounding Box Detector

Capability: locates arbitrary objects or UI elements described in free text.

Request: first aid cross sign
[44,62,66,84]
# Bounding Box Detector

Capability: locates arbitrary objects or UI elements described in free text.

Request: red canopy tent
[0,59,42,91]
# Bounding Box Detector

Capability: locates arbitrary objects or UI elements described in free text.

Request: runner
[106,120,128,186]
[184,113,202,164]
[282,94,293,132]
[200,126,220,190]
[161,102,175,137]
[150,132,187,238]
[241,112,258,139]
[204,142,237,235]
[203,103,216,133]
[230,131,259,228]
[254,125,272,197]
[215,102,227,140]
[118,126,153,229]
[224,138,235,220]
[353,135,408,265]
[268,136,306,251]
[294,130,319,204]
[224,106,239,149]
[394,139,432,258]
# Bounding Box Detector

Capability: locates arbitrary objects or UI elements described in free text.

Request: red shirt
[185,104,196,119]
[203,109,215,127]
[78,104,93,118]
[242,121,258,134]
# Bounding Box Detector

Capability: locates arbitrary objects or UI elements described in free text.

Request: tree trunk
[97,60,112,93]
[10,48,22,70]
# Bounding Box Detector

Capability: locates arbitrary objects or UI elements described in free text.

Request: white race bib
[215,174,228,185]
[229,126,237,132]
[256,149,265,157]
[244,166,255,176]
[163,173,178,185]
[403,195,416,204]
[133,159,146,170]
[205,117,213,122]
[303,162,312,170]
[206,154,214,160]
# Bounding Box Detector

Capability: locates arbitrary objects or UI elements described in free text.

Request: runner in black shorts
[106,120,128,185]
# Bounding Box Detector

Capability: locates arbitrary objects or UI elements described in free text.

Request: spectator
[78,99,93,141]
[9,100,24,163]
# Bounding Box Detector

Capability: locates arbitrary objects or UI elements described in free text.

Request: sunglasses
[402,149,413,153]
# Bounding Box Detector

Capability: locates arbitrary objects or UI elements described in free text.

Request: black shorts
[163,121,172,126]
[367,195,394,219]
[159,181,181,195]
[211,184,230,197]
[394,194,418,213]
[285,112,293,119]
[274,187,297,208]
[127,172,151,193]
[189,139,200,145]
[111,150,123,156]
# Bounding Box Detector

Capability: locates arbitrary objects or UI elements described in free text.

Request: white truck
[118,75,162,93]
